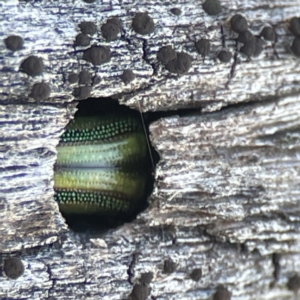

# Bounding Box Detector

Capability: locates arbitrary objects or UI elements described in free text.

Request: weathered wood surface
[1,0,300,111]
[0,0,300,299]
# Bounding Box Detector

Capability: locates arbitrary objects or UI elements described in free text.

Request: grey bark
[0,0,300,299]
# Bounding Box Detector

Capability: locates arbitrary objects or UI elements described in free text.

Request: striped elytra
[54,111,152,229]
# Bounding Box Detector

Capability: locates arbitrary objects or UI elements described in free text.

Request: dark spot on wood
[4,35,23,51]
[132,13,155,35]
[237,30,254,44]
[253,37,264,56]
[287,274,300,292]
[120,69,135,84]
[140,272,153,285]
[3,257,24,279]
[291,37,300,57]
[83,46,111,65]
[92,75,101,85]
[68,72,79,84]
[289,17,300,37]
[73,86,92,99]
[74,33,90,46]
[202,0,222,16]
[260,26,275,41]
[157,46,177,64]
[129,283,151,300]
[29,82,51,101]
[170,8,181,16]
[79,70,92,85]
[240,37,263,57]
[189,268,202,281]
[213,286,231,300]
[248,153,260,163]
[163,259,176,274]
[79,21,97,35]
[166,52,192,74]
[127,253,139,285]
[195,39,210,56]
[230,14,248,33]
[272,253,281,265]
[217,50,232,62]
[240,40,255,56]
[107,17,122,29]
[101,22,121,41]
[272,262,280,282]
[20,55,44,76]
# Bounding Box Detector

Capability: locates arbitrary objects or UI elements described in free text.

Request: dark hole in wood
[260,26,276,42]
[163,259,177,274]
[83,45,111,65]
[287,274,300,292]
[217,50,232,62]
[289,17,300,37]
[291,37,300,57]
[78,70,92,85]
[165,52,192,74]
[29,82,51,101]
[79,21,97,35]
[189,268,202,281]
[132,13,155,35]
[230,14,248,33]
[73,86,92,99]
[129,283,151,300]
[4,35,24,51]
[213,286,231,300]
[68,72,79,84]
[3,257,25,279]
[74,33,90,47]
[202,0,222,16]
[20,55,44,77]
[157,45,177,65]
[140,271,154,285]
[170,8,181,16]
[195,39,211,56]
[101,22,121,41]
[54,98,158,233]
[237,30,254,44]
[120,69,136,84]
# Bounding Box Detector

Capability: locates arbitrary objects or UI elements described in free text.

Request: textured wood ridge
[0,0,300,299]
[0,104,76,252]
[150,94,300,255]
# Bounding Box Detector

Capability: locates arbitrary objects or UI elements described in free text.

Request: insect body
[54,112,151,226]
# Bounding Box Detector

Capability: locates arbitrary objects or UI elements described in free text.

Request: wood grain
[0,0,300,299]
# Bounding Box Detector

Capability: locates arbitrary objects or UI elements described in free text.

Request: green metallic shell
[54,113,150,218]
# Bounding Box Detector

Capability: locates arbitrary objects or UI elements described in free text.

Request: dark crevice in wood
[142,92,280,123]
[220,25,226,48]
[127,252,139,285]
[272,253,281,281]
[142,39,158,76]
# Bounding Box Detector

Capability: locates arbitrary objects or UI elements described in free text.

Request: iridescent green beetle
[54,111,152,229]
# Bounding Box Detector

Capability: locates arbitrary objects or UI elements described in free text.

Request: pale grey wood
[149,94,300,255]
[1,0,300,111]
[0,103,77,252]
[0,0,300,300]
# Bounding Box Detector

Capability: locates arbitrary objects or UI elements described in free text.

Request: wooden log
[0,0,300,299]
